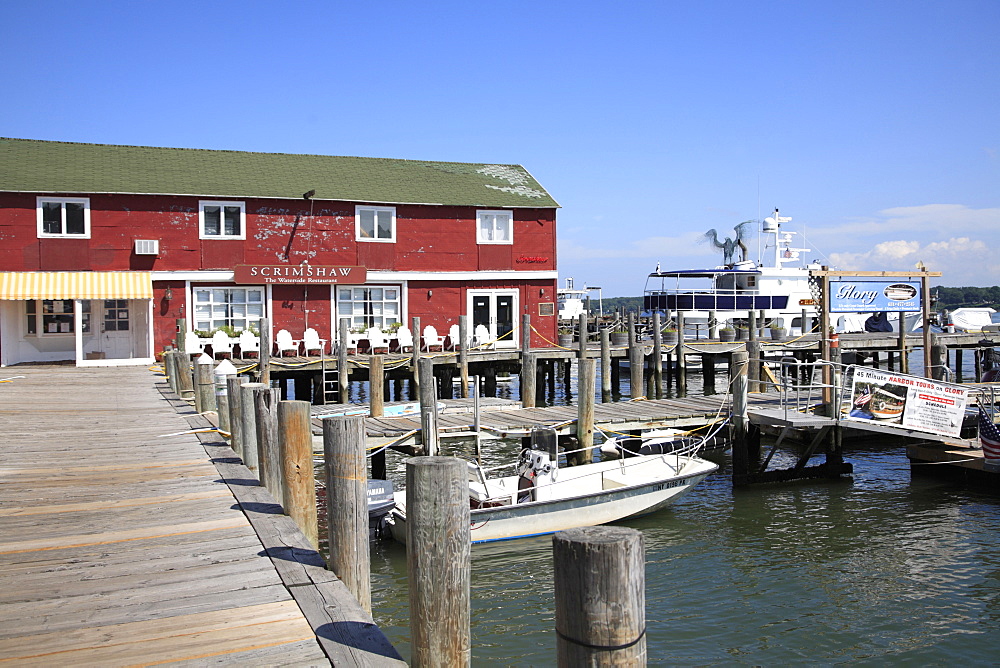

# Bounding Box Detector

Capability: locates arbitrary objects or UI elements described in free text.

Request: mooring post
[176,353,194,400]
[370,355,385,417]
[254,385,283,502]
[411,316,422,397]
[521,352,537,409]
[239,382,266,476]
[553,526,645,667]
[323,415,371,613]
[214,359,236,435]
[174,318,185,353]
[258,317,271,387]
[955,348,964,383]
[578,313,589,359]
[338,318,350,403]
[406,457,471,667]
[628,313,644,399]
[577,358,595,464]
[897,310,908,374]
[459,314,470,399]
[702,353,716,394]
[930,335,948,381]
[162,350,178,394]
[600,329,611,402]
[278,400,318,548]
[651,312,663,396]
[730,350,750,481]
[521,313,531,355]
[418,357,439,456]
[226,375,248,457]
[709,309,719,339]
[676,311,687,394]
[194,354,216,415]
[747,340,761,393]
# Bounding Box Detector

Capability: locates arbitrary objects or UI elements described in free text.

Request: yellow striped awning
[0,272,153,300]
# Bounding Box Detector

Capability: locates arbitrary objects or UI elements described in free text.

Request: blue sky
[3,1,997,296]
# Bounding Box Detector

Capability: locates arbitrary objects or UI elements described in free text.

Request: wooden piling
[239,382,267,476]
[323,415,371,613]
[163,350,179,395]
[956,348,964,383]
[226,375,248,457]
[278,400,318,548]
[338,318,350,403]
[258,317,271,386]
[411,316,421,396]
[709,310,718,339]
[930,336,948,381]
[747,340,761,393]
[701,353,716,394]
[553,526,645,667]
[418,357,439,456]
[370,355,385,417]
[676,311,687,394]
[406,457,471,667]
[651,312,663,396]
[730,351,749,481]
[254,385,283,502]
[194,355,216,415]
[628,314,644,399]
[577,358,595,464]
[175,353,194,400]
[459,315,470,399]
[600,329,611,402]
[898,311,909,374]
[521,352,537,409]
[578,313,589,359]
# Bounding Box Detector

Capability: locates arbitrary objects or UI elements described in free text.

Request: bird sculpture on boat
[704,220,754,265]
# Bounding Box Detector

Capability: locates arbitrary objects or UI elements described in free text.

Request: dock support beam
[576,358,595,464]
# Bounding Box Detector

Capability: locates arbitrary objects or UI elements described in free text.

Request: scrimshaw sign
[233,264,366,285]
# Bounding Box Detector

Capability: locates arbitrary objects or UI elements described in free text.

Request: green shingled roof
[0,138,559,208]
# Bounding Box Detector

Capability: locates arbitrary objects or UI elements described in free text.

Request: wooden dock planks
[0,365,402,666]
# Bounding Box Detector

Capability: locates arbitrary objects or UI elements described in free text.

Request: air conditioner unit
[134,239,159,255]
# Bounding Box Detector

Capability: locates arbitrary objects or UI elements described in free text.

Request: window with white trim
[355,206,395,242]
[477,210,512,244]
[25,299,91,335]
[193,288,264,332]
[37,197,90,238]
[336,286,401,329]
[199,201,246,239]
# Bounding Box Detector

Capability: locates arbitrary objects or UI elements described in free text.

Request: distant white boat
[388,447,717,544]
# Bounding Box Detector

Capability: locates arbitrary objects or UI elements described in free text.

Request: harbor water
[327,343,1000,664]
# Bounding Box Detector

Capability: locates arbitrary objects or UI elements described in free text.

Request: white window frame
[335,285,402,330]
[37,197,91,239]
[25,299,91,336]
[199,200,246,240]
[192,287,265,333]
[477,210,513,245]
[355,205,396,243]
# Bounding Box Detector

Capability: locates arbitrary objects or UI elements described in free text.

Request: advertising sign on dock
[829,280,921,312]
[846,367,968,438]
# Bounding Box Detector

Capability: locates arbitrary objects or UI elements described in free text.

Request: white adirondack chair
[474,324,492,349]
[395,326,414,352]
[275,329,300,356]
[211,330,234,359]
[447,324,462,351]
[365,327,390,354]
[302,327,327,356]
[237,330,260,358]
[184,331,204,356]
[422,325,445,352]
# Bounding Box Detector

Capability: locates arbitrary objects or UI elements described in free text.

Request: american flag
[978,406,1000,461]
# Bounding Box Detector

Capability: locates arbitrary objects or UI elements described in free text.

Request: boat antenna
[756,175,762,263]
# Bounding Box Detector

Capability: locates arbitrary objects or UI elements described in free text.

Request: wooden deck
[309,393,783,448]
[0,365,402,666]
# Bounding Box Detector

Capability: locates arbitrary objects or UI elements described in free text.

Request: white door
[99,299,134,359]
[468,290,518,348]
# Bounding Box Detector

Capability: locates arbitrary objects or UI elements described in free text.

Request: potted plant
[719,326,736,342]
[769,322,786,341]
[610,324,629,346]
[734,325,749,341]
[558,327,574,347]
[660,326,679,346]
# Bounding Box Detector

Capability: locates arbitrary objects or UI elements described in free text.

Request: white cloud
[829,236,998,284]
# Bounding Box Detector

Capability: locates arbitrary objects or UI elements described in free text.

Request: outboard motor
[367,479,395,540]
[516,448,556,503]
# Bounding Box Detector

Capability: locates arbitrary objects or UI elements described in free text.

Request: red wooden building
[0,138,560,366]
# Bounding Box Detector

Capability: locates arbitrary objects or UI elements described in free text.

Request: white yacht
[644,209,822,335]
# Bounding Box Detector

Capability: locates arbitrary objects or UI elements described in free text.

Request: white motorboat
[388,447,718,544]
